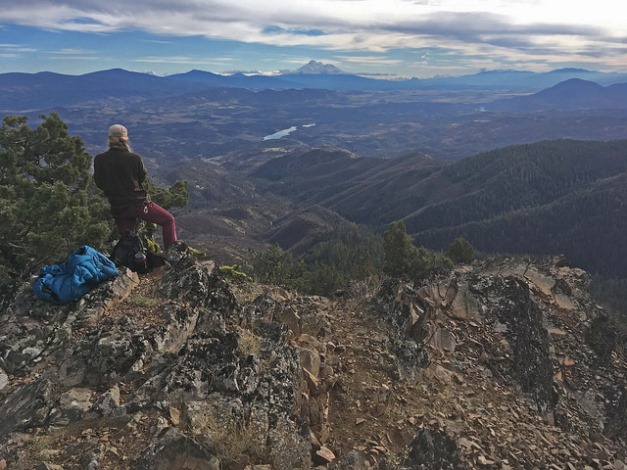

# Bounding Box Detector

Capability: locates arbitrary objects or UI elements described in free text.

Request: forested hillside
[254,140,627,276]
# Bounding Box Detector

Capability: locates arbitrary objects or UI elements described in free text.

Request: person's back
[93,146,148,214]
[93,124,178,248]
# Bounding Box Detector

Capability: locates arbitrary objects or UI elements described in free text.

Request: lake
[262,123,315,141]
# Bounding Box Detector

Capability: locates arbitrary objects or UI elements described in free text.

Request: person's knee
[164,213,175,225]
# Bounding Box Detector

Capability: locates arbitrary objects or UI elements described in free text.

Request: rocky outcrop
[1,253,626,469]
[370,257,627,468]
[0,249,311,469]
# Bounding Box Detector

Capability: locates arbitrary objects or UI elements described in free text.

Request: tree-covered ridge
[249,220,466,296]
[399,140,627,276]
[251,222,385,296]
[403,139,627,233]
[253,139,627,277]
[414,170,627,276]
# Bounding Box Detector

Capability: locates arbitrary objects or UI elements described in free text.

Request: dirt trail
[323,297,425,465]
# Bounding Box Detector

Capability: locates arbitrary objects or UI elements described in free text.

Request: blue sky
[1,0,626,78]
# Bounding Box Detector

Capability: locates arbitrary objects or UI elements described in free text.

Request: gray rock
[162,262,235,312]
[56,387,94,423]
[10,283,73,322]
[404,428,463,469]
[0,314,53,375]
[152,303,200,355]
[0,379,55,439]
[83,326,143,386]
[0,367,8,391]
[135,427,220,470]
[57,354,87,388]
[66,269,139,328]
[92,385,122,417]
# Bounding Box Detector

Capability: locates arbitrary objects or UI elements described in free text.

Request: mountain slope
[488,78,627,111]
[251,149,446,219]
[3,67,627,112]
[0,69,177,110]
[262,205,355,256]
[254,140,627,276]
[413,170,627,275]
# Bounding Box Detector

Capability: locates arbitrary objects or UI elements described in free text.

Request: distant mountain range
[251,140,627,276]
[2,64,627,112]
[2,63,626,162]
[488,78,627,111]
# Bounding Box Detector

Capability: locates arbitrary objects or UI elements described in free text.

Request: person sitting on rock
[93,124,178,248]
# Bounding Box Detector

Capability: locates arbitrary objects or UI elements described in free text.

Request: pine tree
[383,220,452,279]
[383,220,416,277]
[0,113,111,276]
[446,237,475,264]
[249,244,301,287]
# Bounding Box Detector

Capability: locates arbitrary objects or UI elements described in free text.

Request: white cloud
[2,0,626,72]
[47,48,93,55]
[48,55,98,61]
[0,43,37,53]
[135,55,235,66]
[142,39,175,44]
[336,55,403,66]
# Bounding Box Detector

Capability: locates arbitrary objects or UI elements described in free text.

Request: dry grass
[125,295,161,308]
[210,421,268,469]
[239,329,262,357]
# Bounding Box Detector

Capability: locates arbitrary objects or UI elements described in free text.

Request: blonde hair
[108,124,131,152]
[108,135,131,152]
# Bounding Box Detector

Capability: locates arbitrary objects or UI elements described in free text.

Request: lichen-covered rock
[91,384,123,417]
[0,271,139,378]
[135,427,220,470]
[0,313,52,375]
[0,380,55,439]
[375,279,434,374]
[481,276,556,413]
[162,262,236,314]
[54,387,95,425]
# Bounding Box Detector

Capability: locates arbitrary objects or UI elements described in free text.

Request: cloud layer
[1,0,626,75]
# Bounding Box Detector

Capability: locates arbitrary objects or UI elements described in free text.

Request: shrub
[446,237,475,264]
[383,220,452,280]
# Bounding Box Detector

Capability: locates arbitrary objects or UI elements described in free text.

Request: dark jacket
[93,147,148,214]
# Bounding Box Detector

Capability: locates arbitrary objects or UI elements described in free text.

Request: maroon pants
[114,202,177,248]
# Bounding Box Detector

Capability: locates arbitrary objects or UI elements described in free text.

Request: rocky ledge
[0,251,626,469]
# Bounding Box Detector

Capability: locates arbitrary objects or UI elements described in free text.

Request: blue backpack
[33,245,118,304]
